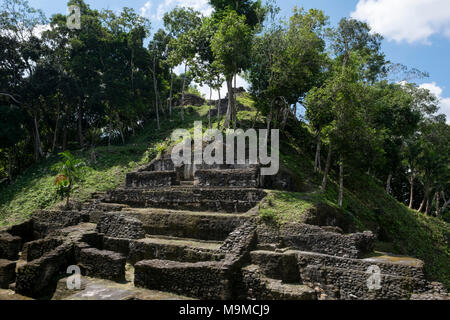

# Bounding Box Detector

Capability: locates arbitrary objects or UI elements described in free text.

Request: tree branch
[0,93,22,104]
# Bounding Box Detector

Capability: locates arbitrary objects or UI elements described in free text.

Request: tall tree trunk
[117,114,125,145]
[281,105,289,130]
[233,75,237,129]
[208,87,212,129]
[418,182,430,212]
[62,126,68,151]
[338,155,344,207]
[169,69,173,118]
[153,76,160,130]
[33,112,44,161]
[265,105,273,142]
[217,88,222,126]
[78,107,84,148]
[314,132,321,173]
[52,97,61,153]
[152,53,161,130]
[435,192,440,216]
[441,192,450,213]
[409,175,415,209]
[66,182,72,209]
[252,110,260,129]
[108,116,112,151]
[180,64,187,122]
[386,173,393,195]
[7,148,13,184]
[321,141,332,191]
[425,197,431,215]
[224,76,234,129]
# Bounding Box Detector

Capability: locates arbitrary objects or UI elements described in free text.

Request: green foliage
[51,151,88,207]
[211,10,253,79]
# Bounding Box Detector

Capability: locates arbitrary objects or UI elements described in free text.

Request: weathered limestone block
[22,238,64,262]
[127,210,248,241]
[303,265,419,300]
[134,259,229,299]
[15,243,74,298]
[126,171,178,188]
[79,248,126,282]
[240,265,316,300]
[32,210,85,238]
[0,232,22,260]
[137,158,176,173]
[5,219,34,242]
[102,237,132,256]
[96,213,145,240]
[259,167,297,191]
[175,93,206,107]
[0,259,16,289]
[251,250,426,283]
[249,251,300,283]
[256,222,375,258]
[303,202,357,233]
[106,188,266,213]
[195,169,259,188]
[128,238,223,265]
[219,220,258,262]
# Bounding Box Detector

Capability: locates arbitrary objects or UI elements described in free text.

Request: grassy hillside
[0,104,212,227]
[0,94,448,288]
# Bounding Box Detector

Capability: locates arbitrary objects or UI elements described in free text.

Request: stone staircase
[0,154,448,300]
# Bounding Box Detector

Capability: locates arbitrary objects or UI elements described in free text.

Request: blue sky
[28,0,450,119]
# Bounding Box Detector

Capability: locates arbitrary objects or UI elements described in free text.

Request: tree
[189,16,225,127]
[211,11,253,128]
[52,151,87,209]
[317,18,385,206]
[0,0,48,161]
[164,7,202,122]
[249,6,329,134]
[209,0,265,28]
[0,104,26,183]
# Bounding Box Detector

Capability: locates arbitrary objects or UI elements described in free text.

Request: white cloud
[150,0,213,20]
[351,0,450,44]
[419,82,450,123]
[140,1,152,18]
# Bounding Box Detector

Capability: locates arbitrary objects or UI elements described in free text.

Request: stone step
[249,250,428,300]
[194,168,259,188]
[128,236,224,265]
[126,171,179,188]
[0,259,16,289]
[134,259,230,300]
[52,275,191,300]
[251,250,425,281]
[105,188,266,213]
[240,265,317,300]
[123,208,251,241]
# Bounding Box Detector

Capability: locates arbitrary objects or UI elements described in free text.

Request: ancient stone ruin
[0,152,448,300]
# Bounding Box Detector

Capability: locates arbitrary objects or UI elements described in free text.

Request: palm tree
[52,151,87,209]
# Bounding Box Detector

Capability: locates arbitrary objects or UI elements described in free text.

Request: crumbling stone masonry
[0,151,447,300]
